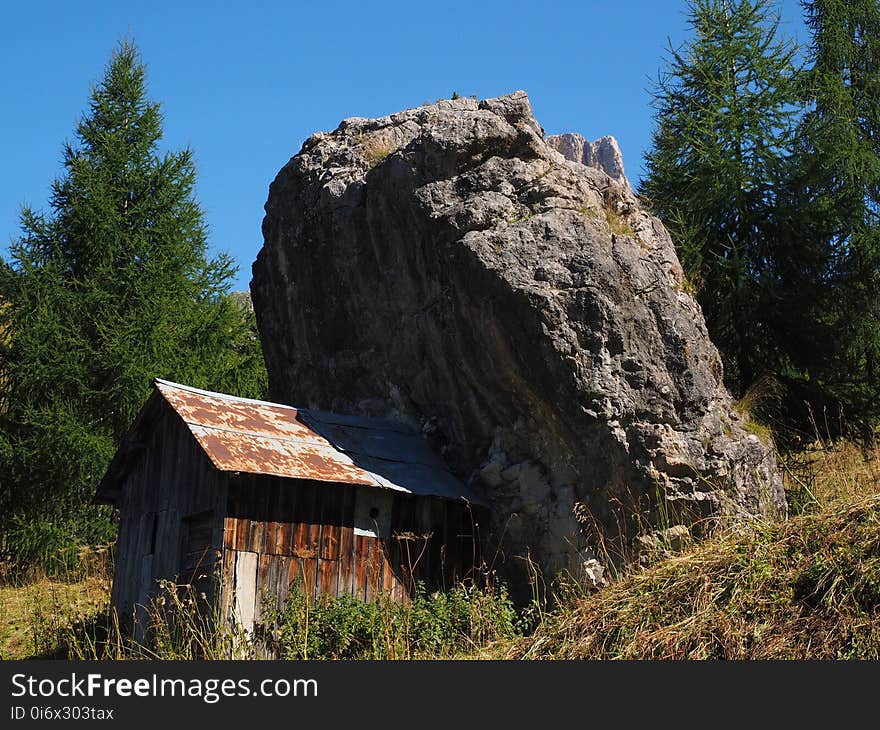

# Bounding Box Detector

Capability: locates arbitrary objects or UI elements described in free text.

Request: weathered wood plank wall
[220,475,481,637]
[110,405,227,633]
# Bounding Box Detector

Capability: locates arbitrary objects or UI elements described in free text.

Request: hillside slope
[503,443,880,659]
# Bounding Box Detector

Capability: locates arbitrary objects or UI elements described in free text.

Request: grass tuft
[356,135,396,168]
[605,208,635,236]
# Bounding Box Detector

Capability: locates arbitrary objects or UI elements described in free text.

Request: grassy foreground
[2,440,879,660]
[0,547,112,660]
[498,440,880,659]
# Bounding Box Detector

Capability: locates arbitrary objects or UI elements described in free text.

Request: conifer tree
[0,41,267,560]
[641,0,799,392]
[782,0,880,418]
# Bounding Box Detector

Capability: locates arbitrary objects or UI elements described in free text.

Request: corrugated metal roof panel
[297,411,447,469]
[156,380,318,443]
[151,379,483,504]
[187,425,380,488]
[299,408,413,434]
[354,455,485,504]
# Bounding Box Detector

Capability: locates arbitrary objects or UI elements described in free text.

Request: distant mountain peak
[546,132,631,190]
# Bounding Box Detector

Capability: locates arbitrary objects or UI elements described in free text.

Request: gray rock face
[252,91,785,588]
[546,132,631,190]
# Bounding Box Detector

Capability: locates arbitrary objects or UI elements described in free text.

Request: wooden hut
[95,379,485,638]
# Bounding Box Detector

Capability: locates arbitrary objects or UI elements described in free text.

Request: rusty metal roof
[99,379,483,504]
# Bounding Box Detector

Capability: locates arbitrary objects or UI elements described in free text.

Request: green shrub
[263,582,519,660]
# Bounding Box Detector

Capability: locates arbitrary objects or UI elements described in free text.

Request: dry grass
[798,439,880,508]
[501,438,880,660]
[0,549,111,659]
[356,135,396,168]
[605,208,635,237]
[0,569,246,660]
[600,186,635,237]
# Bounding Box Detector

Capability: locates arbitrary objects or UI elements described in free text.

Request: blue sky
[2,0,806,291]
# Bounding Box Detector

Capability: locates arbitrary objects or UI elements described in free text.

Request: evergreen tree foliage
[641,0,799,392]
[781,0,880,418]
[0,41,267,561]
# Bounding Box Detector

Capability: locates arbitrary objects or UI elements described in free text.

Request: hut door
[181,510,216,601]
[134,511,159,643]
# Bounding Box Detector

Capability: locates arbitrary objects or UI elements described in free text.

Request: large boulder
[252,91,785,586]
